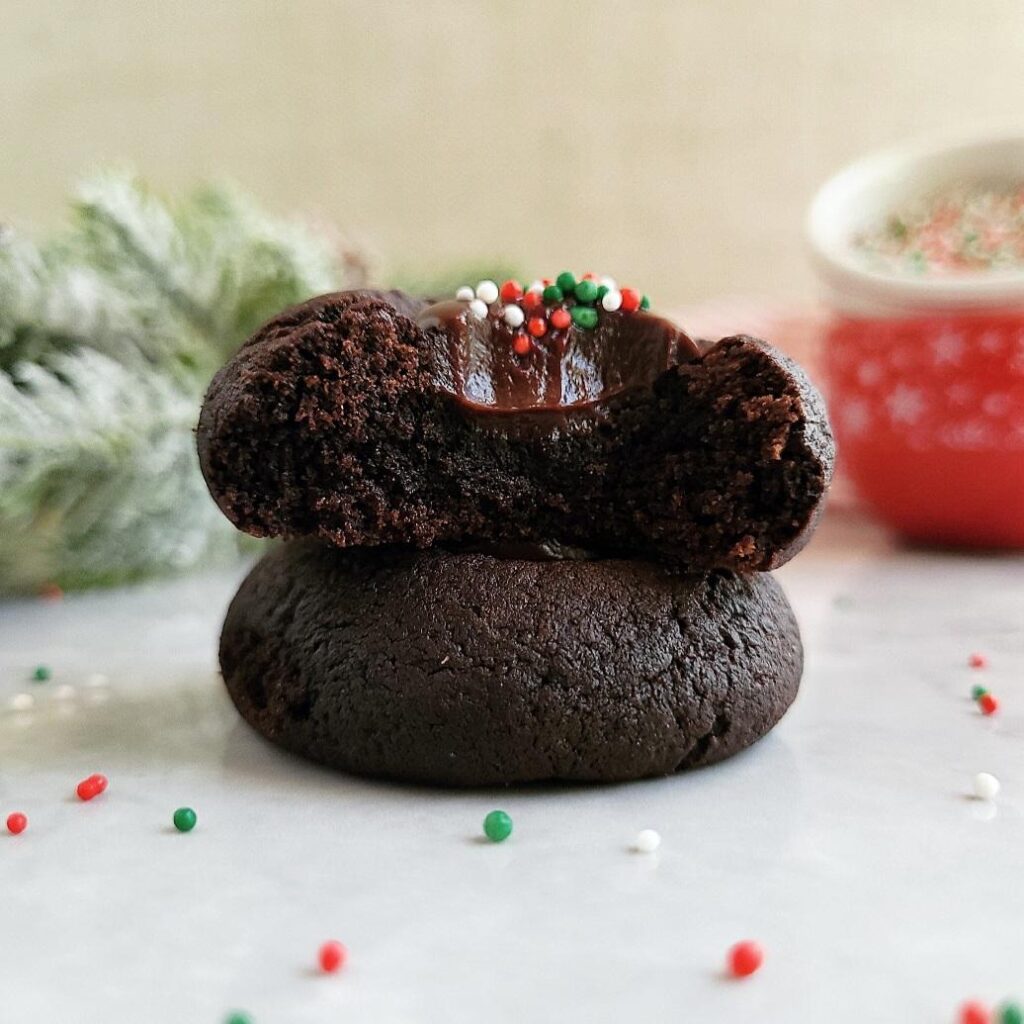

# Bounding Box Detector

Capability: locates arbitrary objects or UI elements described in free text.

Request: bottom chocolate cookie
[220,541,802,786]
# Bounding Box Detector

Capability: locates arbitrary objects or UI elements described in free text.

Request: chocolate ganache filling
[415,276,702,560]
[416,300,700,416]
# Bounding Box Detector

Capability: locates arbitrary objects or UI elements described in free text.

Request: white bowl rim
[807,128,1024,314]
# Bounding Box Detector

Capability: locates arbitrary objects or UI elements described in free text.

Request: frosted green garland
[0,171,361,593]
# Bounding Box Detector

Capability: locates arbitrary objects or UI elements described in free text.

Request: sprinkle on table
[173,807,197,832]
[75,773,108,801]
[971,685,988,701]
[452,271,651,355]
[633,829,661,853]
[969,652,989,669]
[6,813,28,835]
[726,940,764,978]
[483,810,513,843]
[224,1013,253,1024]
[973,772,1000,801]
[31,665,52,682]
[318,939,348,974]
[978,693,999,716]
[1000,1001,1024,1024]
[960,1000,991,1024]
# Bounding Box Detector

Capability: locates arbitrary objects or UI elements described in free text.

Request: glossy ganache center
[416,273,700,412]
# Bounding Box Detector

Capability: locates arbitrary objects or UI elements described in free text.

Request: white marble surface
[1,519,1022,1024]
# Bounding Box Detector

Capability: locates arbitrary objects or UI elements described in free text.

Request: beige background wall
[3,1,1024,307]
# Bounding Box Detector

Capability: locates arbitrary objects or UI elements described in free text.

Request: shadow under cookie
[219,540,803,787]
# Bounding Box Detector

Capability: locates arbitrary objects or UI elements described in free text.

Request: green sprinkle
[31,665,51,683]
[173,807,198,832]
[596,284,609,300]
[971,684,988,701]
[574,279,599,303]
[225,1013,253,1024]
[640,294,651,310]
[483,809,513,842]
[570,306,599,329]
[555,271,576,293]
[542,284,564,304]
[1001,1004,1024,1024]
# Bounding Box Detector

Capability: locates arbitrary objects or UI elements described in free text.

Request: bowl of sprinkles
[807,132,1024,548]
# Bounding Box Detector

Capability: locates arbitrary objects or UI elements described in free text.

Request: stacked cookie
[198,277,833,785]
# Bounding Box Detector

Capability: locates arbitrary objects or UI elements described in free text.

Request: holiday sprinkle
[454,272,650,356]
[854,182,1024,276]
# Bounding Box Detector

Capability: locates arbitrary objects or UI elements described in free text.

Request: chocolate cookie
[220,540,803,786]
[198,287,833,573]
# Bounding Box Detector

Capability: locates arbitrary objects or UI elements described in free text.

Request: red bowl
[824,312,1024,547]
[808,133,1024,548]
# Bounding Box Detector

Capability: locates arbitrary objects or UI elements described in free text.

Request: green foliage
[0,171,358,593]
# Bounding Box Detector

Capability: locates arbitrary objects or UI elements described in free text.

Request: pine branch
[0,349,248,591]
[0,170,355,593]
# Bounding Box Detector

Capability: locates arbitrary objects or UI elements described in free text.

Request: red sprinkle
[522,291,542,311]
[527,317,547,338]
[499,279,522,302]
[512,335,532,356]
[550,308,572,330]
[978,693,999,716]
[727,940,763,978]
[318,940,348,974]
[620,288,641,312]
[968,652,988,669]
[959,1000,991,1024]
[39,582,64,602]
[6,813,28,835]
[76,773,108,801]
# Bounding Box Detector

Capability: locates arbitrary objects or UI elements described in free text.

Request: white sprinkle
[468,299,489,320]
[10,693,34,711]
[974,772,1001,800]
[633,829,661,853]
[86,673,109,688]
[455,285,475,302]
[475,280,499,304]
[527,280,544,294]
[54,684,76,701]
[503,304,525,328]
[601,289,623,312]
[599,276,617,290]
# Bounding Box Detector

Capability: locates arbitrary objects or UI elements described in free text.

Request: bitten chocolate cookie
[220,540,803,786]
[198,284,833,573]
